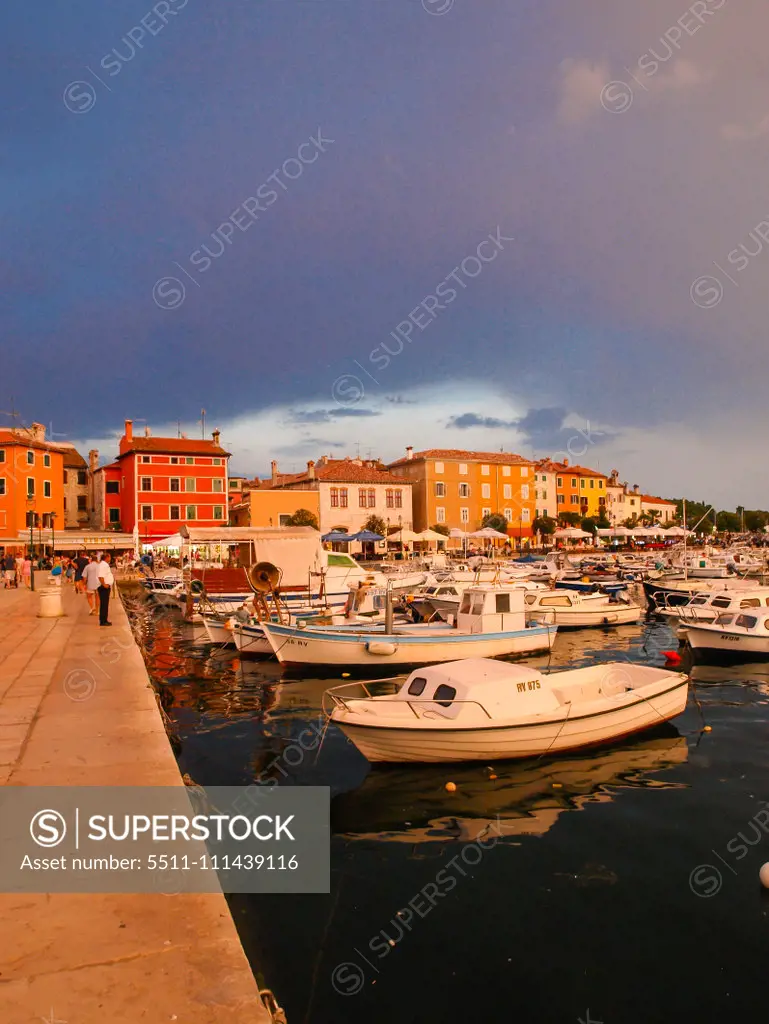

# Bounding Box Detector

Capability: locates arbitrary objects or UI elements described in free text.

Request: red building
[94,420,230,543]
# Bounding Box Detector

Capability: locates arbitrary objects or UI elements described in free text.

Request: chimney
[89,449,99,472]
[30,422,46,442]
[633,484,640,495]
[406,446,413,460]
[144,425,151,437]
[212,428,221,446]
[271,460,278,484]
[125,419,133,442]
[307,460,315,480]
[562,458,569,467]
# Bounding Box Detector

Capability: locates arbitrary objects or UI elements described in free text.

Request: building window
[571,478,577,487]
[108,508,120,524]
[557,477,563,487]
[503,484,512,499]
[185,478,195,492]
[106,481,119,494]
[459,463,468,475]
[0,479,5,495]
[142,456,151,463]
[170,505,180,520]
[630,498,636,506]
[0,450,4,463]
[460,507,469,523]
[279,514,291,526]
[459,483,470,498]
[481,483,491,499]
[557,494,565,504]
[171,457,179,465]
[590,478,595,489]
[44,481,51,497]
[522,508,531,522]
[367,489,376,508]
[141,505,152,520]
[521,484,529,500]
[358,489,367,508]
[502,466,511,477]
[186,457,194,465]
[598,497,606,506]
[481,464,490,476]
[434,462,444,474]
[394,489,402,508]
[186,505,196,520]
[436,506,446,523]
[170,478,180,492]
[434,482,445,497]
[521,466,528,477]
[26,450,35,466]
[571,494,579,505]
[386,489,394,508]
[580,479,585,489]
[229,479,239,489]
[27,477,35,497]
[330,488,339,508]
[542,490,548,500]
[213,506,224,520]
[213,478,223,492]
[598,480,604,489]
[77,470,87,485]
[64,470,69,485]
[43,454,51,467]
[339,488,348,508]
[214,458,221,466]
[503,508,512,521]
[141,477,152,491]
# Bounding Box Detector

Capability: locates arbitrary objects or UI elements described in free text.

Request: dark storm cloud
[511,407,569,448]
[289,409,381,424]
[447,413,517,430]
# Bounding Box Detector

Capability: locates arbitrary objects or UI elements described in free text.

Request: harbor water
[124,586,769,1024]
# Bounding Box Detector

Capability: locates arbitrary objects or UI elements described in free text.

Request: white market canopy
[664,526,695,537]
[415,529,448,543]
[388,528,420,543]
[596,527,632,538]
[448,528,469,539]
[149,533,184,548]
[469,527,509,539]
[553,528,592,539]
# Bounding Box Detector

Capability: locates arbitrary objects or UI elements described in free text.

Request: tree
[285,508,319,529]
[558,511,582,527]
[745,510,769,533]
[581,517,597,535]
[362,515,387,537]
[532,515,556,537]
[716,511,741,533]
[431,523,450,536]
[596,509,610,529]
[481,512,509,534]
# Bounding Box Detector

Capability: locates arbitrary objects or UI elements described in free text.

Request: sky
[4,0,769,507]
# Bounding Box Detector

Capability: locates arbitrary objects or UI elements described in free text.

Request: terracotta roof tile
[388,449,532,467]
[0,431,65,453]
[118,437,230,457]
[640,494,676,505]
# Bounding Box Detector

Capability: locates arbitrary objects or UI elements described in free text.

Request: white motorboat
[523,589,643,628]
[411,579,547,622]
[658,586,769,625]
[261,584,558,668]
[686,609,769,661]
[323,658,688,762]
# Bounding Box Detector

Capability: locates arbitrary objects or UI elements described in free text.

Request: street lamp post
[26,499,35,592]
[51,512,57,562]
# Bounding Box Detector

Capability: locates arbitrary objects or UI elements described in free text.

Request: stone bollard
[37,586,65,618]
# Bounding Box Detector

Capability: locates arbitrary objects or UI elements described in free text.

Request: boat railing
[322,680,494,720]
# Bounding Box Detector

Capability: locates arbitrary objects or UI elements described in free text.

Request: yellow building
[230,488,320,529]
[387,448,536,538]
[546,459,607,519]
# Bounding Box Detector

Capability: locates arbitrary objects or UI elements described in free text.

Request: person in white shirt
[81,556,102,615]
[97,553,115,626]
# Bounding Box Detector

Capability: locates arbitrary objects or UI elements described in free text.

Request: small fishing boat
[523,589,643,628]
[323,657,688,762]
[658,587,769,625]
[686,610,769,661]
[262,584,557,669]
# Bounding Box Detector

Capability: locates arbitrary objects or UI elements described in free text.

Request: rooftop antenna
[48,421,68,442]
[177,420,182,439]
[199,409,206,439]
[354,441,361,459]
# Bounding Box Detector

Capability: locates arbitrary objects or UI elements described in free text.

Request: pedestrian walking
[74,552,89,593]
[97,553,114,626]
[22,555,32,588]
[3,552,16,588]
[82,555,101,614]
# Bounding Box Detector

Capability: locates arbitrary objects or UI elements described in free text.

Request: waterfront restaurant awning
[149,533,184,548]
[178,526,317,545]
[11,530,137,550]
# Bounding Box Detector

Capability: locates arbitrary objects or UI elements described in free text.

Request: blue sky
[4,0,768,505]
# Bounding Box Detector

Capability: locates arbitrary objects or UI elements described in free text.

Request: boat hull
[687,626,769,661]
[526,605,642,628]
[264,623,557,668]
[334,680,688,762]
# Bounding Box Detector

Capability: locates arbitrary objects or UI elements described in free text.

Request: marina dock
[0,584,271,1024]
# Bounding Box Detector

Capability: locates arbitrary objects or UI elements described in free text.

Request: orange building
[545,459,608,519]
[0,423,65,545]
[387,447,536,538]
[230,488,320,528]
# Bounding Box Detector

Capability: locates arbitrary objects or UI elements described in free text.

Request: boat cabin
[393,659,559,719]
[455,585,530,632]
[683,588,769,613]
[709,611,769,635]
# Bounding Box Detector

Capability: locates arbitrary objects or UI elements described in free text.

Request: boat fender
[366,641,398,656]
[190,579,205,596]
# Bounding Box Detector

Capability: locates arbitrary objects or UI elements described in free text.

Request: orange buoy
[662,650,682,665]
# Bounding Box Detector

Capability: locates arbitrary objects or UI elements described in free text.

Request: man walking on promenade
[82,555,101,614]
[97,553,114,626]
[74,551,89,593]
[3,552,16,588]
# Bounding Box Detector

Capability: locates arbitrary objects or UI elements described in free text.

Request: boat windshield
[714,613,734,625]
[735,614,758,629]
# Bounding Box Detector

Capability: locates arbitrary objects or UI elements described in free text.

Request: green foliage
[430,523,450,536]
[558,511,582,527]
[481,512,509,533]
[716,511,741,532]
[286,508,319,529]
[362,515,387,537]
[532,515,557,536]
[745,510,769,532]
[581,517,598,535]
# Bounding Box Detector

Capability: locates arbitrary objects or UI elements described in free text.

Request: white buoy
[759,863,769,889]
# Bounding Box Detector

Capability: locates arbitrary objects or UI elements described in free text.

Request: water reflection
[331,730,688,844]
